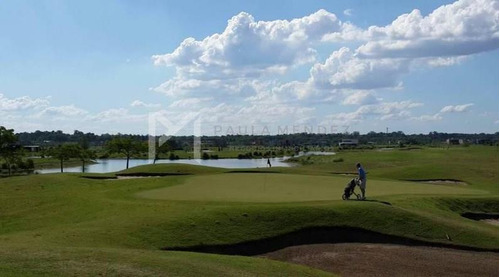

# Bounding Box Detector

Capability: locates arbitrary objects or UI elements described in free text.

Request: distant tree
[202,152,210,160]
[76,136,95,172]
[0,126,19,176]
[76,146,96,173]
[79,136,90,150]
[155,139,175,163]
[49,144,79,173]
[106,137,145,169]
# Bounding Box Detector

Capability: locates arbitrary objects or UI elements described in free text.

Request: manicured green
[0,146,497,276]
[137,173,486,202]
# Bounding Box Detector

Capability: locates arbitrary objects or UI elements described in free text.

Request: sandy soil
[262,243,498,277]
[112,176,161,180]
[413,180,468,185]
[481,219,499,226]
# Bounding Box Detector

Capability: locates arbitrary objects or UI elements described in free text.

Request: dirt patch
[331,172,357,176]
[262,243,499,277]
[115,176,162,180]
[80,176,117,180]
[408,179,468,185]
[481,219,499,226]
[117,172,190,177]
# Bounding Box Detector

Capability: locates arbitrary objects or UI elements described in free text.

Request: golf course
[0,146,498,276]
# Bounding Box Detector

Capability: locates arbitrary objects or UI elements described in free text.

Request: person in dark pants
[267,158,272,168]
[356,163,366,200]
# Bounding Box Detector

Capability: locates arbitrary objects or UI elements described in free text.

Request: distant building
[446,138,463,145]
[23,145,41,152]
[475,139,492,145]
[339,139,359,148]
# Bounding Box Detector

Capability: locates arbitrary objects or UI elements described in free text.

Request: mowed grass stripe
[136,173,486,203]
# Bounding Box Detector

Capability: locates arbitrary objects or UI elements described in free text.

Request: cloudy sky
[0,0,498,135]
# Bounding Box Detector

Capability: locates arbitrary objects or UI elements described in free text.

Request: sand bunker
[480,219,499,226]
[461,212,499,226]
[115,176,161,180]
[409,179,468,185]
[331,172,357,176]
[262,243,498,277]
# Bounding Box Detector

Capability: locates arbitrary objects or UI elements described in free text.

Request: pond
[37,151,335,174]
[37,157,289,174]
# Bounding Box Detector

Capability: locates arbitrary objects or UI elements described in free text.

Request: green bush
[169,153,179,160]
[26,159,35,169]
[16,160,27,170]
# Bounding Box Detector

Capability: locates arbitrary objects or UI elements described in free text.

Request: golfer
[356,163,366,200]
[267,158,272,168]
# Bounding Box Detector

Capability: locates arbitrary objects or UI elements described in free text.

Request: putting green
[137,173,486,203]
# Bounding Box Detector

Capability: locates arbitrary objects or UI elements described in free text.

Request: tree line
[3,127,498,175]
[16,129,499,148]
[1,127,158,175]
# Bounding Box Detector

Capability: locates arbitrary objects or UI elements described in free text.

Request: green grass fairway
[0,146,497,276]
[137,173,486,203]
[287,145,498,192]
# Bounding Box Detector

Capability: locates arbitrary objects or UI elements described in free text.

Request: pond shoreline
[36,151,334,174]
[36,157,293,174]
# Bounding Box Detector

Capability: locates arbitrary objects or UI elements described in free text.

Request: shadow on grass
[165,226,497,256]
[362,199,392,206]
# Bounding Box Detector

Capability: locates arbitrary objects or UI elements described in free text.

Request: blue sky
[0,0,498,135]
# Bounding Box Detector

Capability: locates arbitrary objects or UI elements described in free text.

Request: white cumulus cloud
[152,9,351,80]
[342,91,379,105]
[326,100,423,125]
[130,100,161,108]
[343,9,353,16]
[412,103,474,121]
[37,105,88,118]
[356,0,499,58]
[0,93,50,111]
[310,47,409,90]
[440,103,474,113]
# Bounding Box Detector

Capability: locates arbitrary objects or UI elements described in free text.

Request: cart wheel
[342,194,346,200]
[356,194,362,200]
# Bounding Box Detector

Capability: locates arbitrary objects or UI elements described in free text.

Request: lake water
[37,151,335,174]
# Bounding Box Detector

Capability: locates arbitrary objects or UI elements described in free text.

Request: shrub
[237,153,253,159]
[16,160,27,170]
[26,159,35,169]
[169,153,179,160]
[202,153,210,160]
